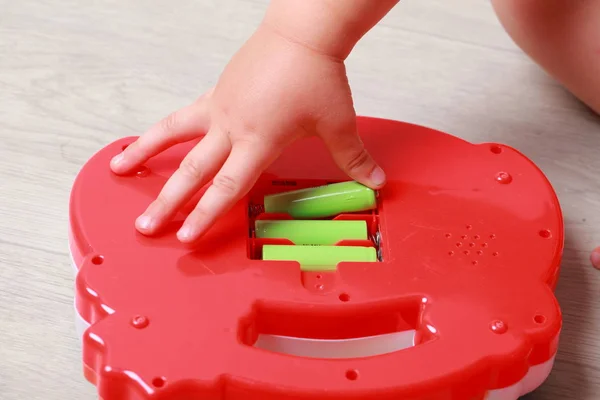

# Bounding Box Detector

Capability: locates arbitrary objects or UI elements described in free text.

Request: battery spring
[248,203,265,217]
[374,231,383,261]
[372,231,381,246]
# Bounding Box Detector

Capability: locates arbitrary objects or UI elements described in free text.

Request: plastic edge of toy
[68,136,141,269]
[72,296,555,400]
[69,125,559,399]
[479,142,565,289]
[72,237,555,400]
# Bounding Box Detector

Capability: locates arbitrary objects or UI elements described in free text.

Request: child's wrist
[261,1,365,61]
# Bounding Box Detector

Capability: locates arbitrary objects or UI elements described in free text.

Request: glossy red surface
[69,116,563,399]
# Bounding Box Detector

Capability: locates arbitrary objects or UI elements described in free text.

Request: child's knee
[491,0,573,54]
[492,0,600,114]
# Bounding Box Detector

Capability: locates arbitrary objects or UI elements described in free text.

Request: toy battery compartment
[69,116,564,400]
[247,178,383,271]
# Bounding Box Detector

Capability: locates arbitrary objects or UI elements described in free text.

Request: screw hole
[466,225,473,230]
[91,255,104,265]
[489,234,496,239]
[448,251,454,256]
[463,250,470,255]
[316,274,322,279]
[472,261,478,265]
[445,233,452,238]
[339,293,350,302]
[345,369,359,381]
[152,377,166,388]
[490,145,503,154]
[469,242,475,248]
[539,229,552,239]
[492,252,499,257]
[456,242,463,248]
[473,235,480,240]
[534,314,546,324]
[477,250,483,255]
[481,243,488,248]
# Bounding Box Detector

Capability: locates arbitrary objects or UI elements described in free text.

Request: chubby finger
[177,140,279,242]
[321,126,386,189]
[135,129,231,235]
[111,98,211,174]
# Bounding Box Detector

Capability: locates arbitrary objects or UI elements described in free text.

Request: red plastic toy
[69,116,563,400]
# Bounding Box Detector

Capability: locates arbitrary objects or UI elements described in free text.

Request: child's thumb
[321,129,386,189]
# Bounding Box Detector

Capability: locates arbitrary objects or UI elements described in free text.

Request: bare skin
[491,0,600,114]
[111,0,397,243]
[111,0,600,267]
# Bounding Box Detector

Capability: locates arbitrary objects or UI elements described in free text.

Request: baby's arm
[111,0,398,242]
[263,0,400,60]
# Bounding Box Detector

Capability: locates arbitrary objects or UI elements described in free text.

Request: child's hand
[110,24,386,243]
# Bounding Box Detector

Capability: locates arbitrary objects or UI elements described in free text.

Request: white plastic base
[255,330,415,359]
[71,257,553,399]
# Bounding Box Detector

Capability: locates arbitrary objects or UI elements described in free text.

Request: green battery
[262,245,377,271]
[263,181,377,219]
[255,220,368,245]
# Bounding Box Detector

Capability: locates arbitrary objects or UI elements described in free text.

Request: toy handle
[232,332,460,398]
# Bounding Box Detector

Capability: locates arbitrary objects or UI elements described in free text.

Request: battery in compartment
[263,181,377,219]
[262,244,377,271]
[255,219,369,245]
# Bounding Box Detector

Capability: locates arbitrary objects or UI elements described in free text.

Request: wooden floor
[1,0,599,398]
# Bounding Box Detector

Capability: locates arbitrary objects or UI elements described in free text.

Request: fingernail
[111,153,124,168]
[370,167,386,187]
[177,224,194,242]
[591,248,600,269]
[136,215,153,232]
